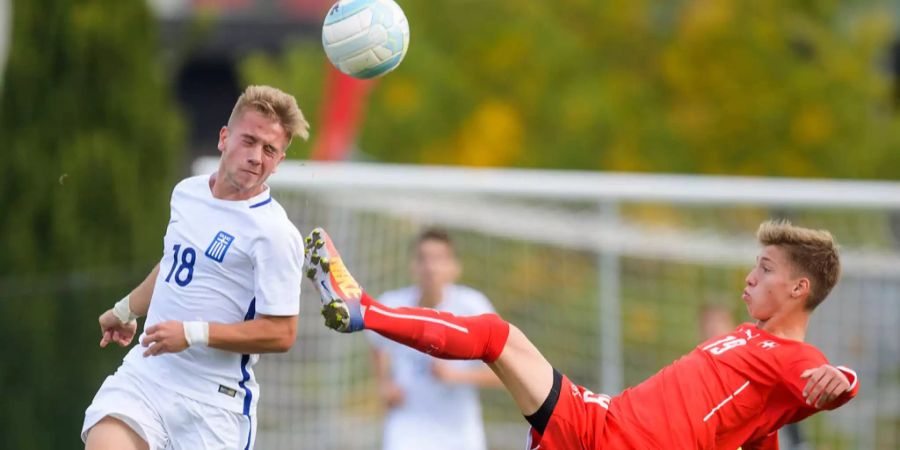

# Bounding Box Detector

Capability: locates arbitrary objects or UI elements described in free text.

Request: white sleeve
[251,225,303,316]
[465,289,495,316]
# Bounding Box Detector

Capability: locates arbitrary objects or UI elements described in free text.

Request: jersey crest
[205,231,235,262]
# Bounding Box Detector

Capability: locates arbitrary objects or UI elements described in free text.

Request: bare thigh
[85,416,148,450]
[488,324,556,416]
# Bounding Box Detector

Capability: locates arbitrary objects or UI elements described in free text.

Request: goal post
[194,157,900,450]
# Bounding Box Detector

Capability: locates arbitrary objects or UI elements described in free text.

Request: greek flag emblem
[205,231,235,263]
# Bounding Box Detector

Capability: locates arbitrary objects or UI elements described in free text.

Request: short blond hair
[757,220,841,310]
[228,85,310,146]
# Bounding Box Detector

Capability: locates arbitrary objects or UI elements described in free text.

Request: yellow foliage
[243,0,900,179]
[454,100,523,167]
[605,136,650,172]
[680,0,735,40]
[790,104,834,146]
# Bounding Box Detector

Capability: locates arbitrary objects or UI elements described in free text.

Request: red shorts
[526,375,612,450]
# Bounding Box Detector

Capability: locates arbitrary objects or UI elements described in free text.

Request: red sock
[360,292,510,363]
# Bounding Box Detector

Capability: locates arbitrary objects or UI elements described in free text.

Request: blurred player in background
[367,228,501,450]
[305,220,858,449]
[700,303,813,450]
[82,85,308,450]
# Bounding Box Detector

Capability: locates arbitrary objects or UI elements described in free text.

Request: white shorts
[81,367,256,450]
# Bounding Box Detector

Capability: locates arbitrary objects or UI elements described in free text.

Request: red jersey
[529,323,859,450]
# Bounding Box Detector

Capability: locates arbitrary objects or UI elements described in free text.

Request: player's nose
[246,147,262,165]
[744,272,756,286]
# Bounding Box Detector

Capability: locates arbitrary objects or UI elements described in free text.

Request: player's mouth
[241,168,259,176]
[741,289,751,302]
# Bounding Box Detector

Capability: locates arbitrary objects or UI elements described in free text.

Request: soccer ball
[321,0,410,79]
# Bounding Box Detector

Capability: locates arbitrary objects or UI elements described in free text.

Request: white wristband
[184,321,210,347]
[112,295,139,324]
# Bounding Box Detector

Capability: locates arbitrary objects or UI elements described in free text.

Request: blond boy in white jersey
[82,85,308,450]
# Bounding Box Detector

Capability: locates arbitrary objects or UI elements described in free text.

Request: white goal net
[194,157,900,450]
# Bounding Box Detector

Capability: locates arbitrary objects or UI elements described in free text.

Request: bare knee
[85,417,148,450]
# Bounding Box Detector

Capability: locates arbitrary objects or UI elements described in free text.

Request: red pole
[310,64,376,161]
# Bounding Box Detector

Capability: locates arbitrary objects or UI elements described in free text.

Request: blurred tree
[0,0,183,448]
[242,0,899,179]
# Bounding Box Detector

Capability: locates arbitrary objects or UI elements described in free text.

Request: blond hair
[228,85,310,146]
[756,220,841,310]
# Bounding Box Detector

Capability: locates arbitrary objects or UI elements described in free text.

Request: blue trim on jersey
[239,354,252,415]
[243,415,253,450]
[239,298,257,416]
[243,297,257,321]
[249,197,272,209]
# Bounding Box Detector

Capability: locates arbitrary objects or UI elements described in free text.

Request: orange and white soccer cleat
[303,228,365,332]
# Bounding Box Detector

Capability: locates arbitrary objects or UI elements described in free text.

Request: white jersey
[122,174,303,415]
[366,285,495,450]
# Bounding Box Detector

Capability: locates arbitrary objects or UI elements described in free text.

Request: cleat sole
[303,227,363,333]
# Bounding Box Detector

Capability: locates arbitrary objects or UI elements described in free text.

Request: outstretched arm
[97,263,159,347]
[801,364,859,409]
[140,313,298,356]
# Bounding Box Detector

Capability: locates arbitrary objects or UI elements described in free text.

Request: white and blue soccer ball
[322,0,410,79]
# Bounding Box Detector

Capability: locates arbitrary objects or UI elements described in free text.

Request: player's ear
[217,126,229,152]
[792,277,810,299]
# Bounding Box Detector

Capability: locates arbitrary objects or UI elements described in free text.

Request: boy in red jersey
[304,221,858,449]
